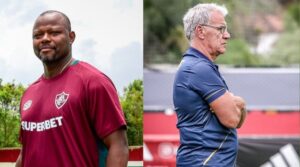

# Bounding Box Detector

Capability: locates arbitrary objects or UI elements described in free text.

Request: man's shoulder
[180,56,214,73]
[73,61,115,88]
[75,61,101,73]
[73,61,108,79]
[25,76,43,89]
[194,59,215,72]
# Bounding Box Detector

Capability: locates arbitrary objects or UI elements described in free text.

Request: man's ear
[69,31,76,44]
[195,25,205,39]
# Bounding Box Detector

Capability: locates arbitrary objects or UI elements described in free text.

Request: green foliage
[144,0,300,66]
[287,2,300,27]
[284,3,300,32]
[144,0,199,65]
[263,2,300,66]
[216,39,261,66]
[120,80,143,146]
[266,29,300,65]
[0,79,25,147]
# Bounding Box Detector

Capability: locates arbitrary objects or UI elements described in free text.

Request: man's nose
[41,33,50,42]
[223,30,231,39]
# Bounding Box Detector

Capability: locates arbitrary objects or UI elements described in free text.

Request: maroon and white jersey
[20,61,126,167]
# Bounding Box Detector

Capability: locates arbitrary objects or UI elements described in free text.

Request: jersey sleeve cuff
[101,123,127,139]
[205,88,226,104]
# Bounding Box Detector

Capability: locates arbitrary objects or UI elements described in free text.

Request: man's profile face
[203,10,230,57]
[32,13,74,64]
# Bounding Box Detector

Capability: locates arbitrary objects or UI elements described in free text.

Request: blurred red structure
[143,110,300,166]
[0,146,143,162]
[129,146,143,161]
[0,148,20,162]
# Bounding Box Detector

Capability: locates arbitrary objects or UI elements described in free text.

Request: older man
[173,3,247,167]
[15,10,128,167]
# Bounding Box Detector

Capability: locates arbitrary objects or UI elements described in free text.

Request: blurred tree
[144,0,199,65]
[144,0,299,67]
[216,39,261,66]
[286,1,300,26]
[144,0,246,65]
[264,2,300,65]
[267,29,300,65]
[0,79,25,147]
[120,79,143,146]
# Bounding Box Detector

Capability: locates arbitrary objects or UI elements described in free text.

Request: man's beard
[34,44,72,65]
[37,51,68,65]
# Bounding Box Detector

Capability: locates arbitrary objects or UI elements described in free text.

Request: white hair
[183,3,228,41]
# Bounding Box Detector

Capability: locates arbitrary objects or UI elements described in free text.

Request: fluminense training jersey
[20,60,126,167]
[173,47,238,167]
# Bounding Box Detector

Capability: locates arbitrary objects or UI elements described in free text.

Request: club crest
[55,92,69,109]
[23,100,32,111]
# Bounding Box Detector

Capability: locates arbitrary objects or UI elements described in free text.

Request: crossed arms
[210,91,247,129]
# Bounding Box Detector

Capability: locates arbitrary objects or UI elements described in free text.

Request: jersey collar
[184,47,220,70]
[184,47,213,62]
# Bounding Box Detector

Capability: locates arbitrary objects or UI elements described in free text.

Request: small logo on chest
[23,100,32,111]
[55,92,69,109]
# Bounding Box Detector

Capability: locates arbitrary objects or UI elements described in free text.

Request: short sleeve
[189,61,226,104]
[87,75,126,139]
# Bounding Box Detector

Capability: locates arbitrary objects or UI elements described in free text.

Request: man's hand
[229,93,247,128]
[230,93,246,110]
[210,91,247,128]
[237,107,247,128]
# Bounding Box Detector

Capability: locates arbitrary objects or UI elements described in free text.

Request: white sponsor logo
[21,116,63,132]
[23,100,32,111]
[143,143,153,161]
[55,92,69,109]
[260,144,300,167]
[158,142,176,159]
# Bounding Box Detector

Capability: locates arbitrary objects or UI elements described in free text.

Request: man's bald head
[37,10,72,31]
